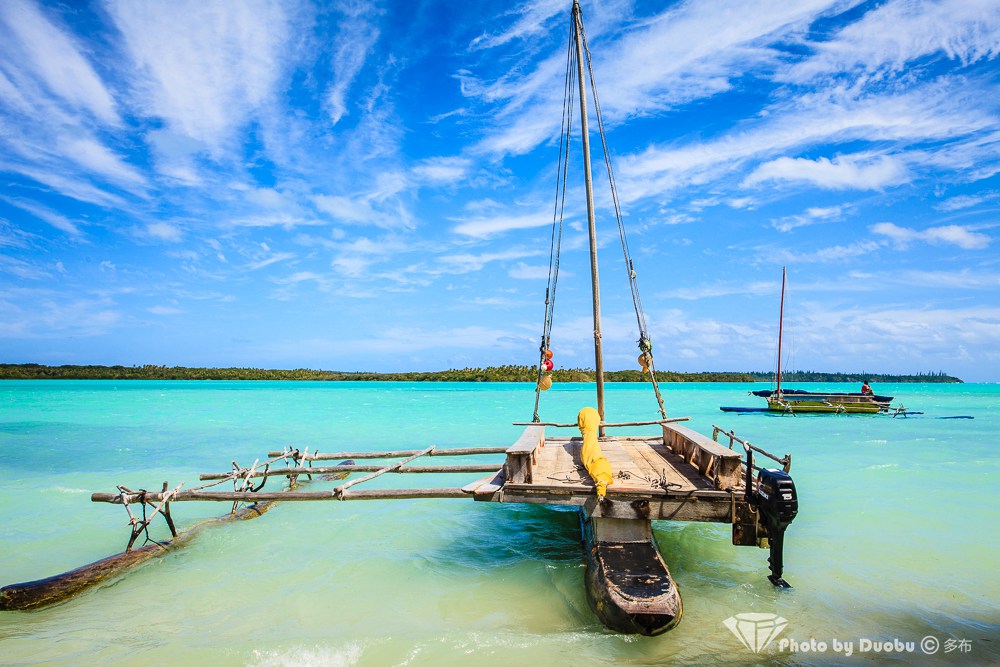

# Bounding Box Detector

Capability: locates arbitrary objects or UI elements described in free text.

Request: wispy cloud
[935,192,1000,211]
[1,196,83,236]
[772,240,884,264]
[412,157,472,184]
[872,222,991,249]
[895,269,1000,289]
[620,78,994,203]
[508,261,550,280]
[436,248,544,275]
[783,0,1000,84]
[664,280,777,300]
[772,205,846,233]
[452,212,552,238]
[470,0,565,50]
[746,154,908,190]
[0,288,120,337]
[108,0,292,157]
[0,0,119,125]
[325,1,381,125]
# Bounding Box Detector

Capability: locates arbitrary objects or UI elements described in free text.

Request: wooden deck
[468,424,749,523]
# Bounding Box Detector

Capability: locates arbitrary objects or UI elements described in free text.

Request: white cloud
[772,240,884,263]
[664,280,777,300]
[0,255,53,281]
[148,305,184,315]
[596,1,839,119]
[746,154,908,190]
[935,192,999,211]
[146,222,184,243]
[772,205,845,232]
[508,261,550,280]
[108,0,291,155]
[452,212,552,238]
[313,194,382,226]
[436,248,543,275]
[872,222,991,249]
[1,196,82,236]
[0,0,119,124]
[332,254,372,278]
[618,65,996,204]
[471,1,854,159]
[245,251,295,271]
[895,269,1000,289]
[470,0,565,50]
[61,136,146,189]
[326,3,381,125]
[412,157,471,184]
[0,290,120,337]
[794,303,1000,357]
[784,0,1000,84]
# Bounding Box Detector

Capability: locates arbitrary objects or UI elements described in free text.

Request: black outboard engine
[754,468,798,587]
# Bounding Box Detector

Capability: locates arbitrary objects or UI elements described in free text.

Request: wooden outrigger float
[1,1,802,636]
[0,456,357,611]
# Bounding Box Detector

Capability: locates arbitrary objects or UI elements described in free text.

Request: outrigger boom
[4,421,799,637]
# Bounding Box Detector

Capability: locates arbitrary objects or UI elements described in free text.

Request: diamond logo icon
[723,613,789,653]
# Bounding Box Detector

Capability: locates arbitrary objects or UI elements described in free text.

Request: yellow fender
[577,407,613,498]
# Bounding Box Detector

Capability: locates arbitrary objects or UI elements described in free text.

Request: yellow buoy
[538,374,553,391]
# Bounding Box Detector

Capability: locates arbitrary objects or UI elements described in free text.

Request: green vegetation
[0,364,963,383]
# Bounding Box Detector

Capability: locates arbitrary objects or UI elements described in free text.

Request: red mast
[776,266,786,395]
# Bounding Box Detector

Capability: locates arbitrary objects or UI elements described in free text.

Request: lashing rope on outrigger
[111,447,316,553]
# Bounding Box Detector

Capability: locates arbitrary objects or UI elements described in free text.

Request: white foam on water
[248,642,364,667]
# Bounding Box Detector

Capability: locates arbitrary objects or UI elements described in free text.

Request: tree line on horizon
[0,363,963,383]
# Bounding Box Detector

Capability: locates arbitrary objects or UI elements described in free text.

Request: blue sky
[1,0,999,381]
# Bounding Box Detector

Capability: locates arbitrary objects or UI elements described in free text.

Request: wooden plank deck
[524,437,716,493]
[493,428,749,523]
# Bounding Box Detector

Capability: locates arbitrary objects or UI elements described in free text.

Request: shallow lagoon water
[1,380,997,666]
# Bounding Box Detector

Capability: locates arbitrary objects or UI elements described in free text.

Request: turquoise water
[0,381,997,666]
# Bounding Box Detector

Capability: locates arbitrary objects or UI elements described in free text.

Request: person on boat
[861,380,874,396]
[577,407,613,500]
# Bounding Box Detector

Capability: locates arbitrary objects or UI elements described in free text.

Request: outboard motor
[753,468,798,587]
[743,449,798,587]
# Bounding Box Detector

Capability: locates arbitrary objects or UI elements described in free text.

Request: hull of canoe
[580,512,682,636]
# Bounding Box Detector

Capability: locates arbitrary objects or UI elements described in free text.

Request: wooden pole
[199,463,501,481]
[267,446,508,460]
[573,0,605,433]
[711,425,791,472]
[334,445,434,495]
[512,417,690,428]
[92,487,471,503]
[777,266,786,396]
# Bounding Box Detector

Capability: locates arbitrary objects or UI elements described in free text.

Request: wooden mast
[572,0,605,431]
[776,266,786,396]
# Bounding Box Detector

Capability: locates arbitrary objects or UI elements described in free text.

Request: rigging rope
[578,10,668,419]
[533,3,668,421]
[532,20,577,422]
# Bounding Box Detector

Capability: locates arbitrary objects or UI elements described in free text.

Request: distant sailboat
[723,268,894,414]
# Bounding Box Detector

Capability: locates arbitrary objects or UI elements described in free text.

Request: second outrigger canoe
[723,267,898,414]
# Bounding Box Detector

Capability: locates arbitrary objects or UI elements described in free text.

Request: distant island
[0,364,963,383]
